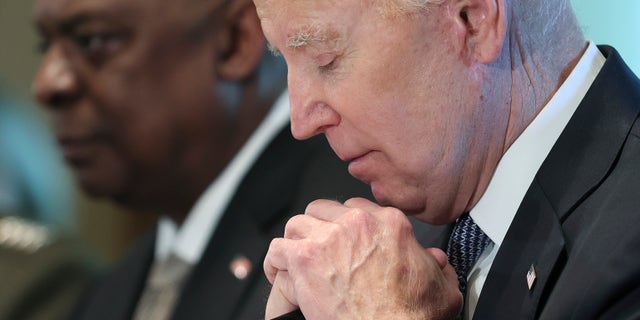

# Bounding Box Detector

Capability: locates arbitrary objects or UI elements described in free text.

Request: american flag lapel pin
[526,264,537,290]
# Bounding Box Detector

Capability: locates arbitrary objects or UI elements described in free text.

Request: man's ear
[451,0,507,64]
[216,1,265,80]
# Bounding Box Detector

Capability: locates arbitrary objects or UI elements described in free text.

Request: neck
[501,1,587,153]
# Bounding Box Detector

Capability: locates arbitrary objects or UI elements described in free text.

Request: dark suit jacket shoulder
[70,126,373,320]
[475,46,640,319]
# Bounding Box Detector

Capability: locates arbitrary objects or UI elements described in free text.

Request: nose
[32,44,80,109]
[288,70,340,140]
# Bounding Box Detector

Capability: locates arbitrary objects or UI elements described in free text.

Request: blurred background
[0,0,638,264]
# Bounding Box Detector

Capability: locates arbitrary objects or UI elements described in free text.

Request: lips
[56,133,101,166]
[346,151,375,184]
[324,134,374,182]
[327,138,369,163]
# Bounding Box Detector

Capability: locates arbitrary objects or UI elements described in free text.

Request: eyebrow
[59,13,103,32]
[266,29,327,57]
[34,11,99,38]
[287,25,339,49]
[287,30,326,48]
[266,25,340,57]
[55,8,132,33]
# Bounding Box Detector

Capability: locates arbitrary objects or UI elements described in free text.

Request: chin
[373,187,422,215]
[75,171,120,199]
[373,188,453,225]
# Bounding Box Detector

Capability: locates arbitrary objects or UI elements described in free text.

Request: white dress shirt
[154,92,290,265]
[464,42,605,319]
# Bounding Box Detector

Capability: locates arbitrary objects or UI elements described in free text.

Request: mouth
[345,151,374,183]
[56,134,101,167]
[331,144,370,163]
[342,151,369,163]
[324,136,375,183]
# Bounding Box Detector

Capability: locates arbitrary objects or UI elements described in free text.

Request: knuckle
[291,239,317,267]
[346,207,365,219]
[343,208,374,233]
[324,222,345,240]
[345,207,372,223]
[343,197,368,207]
[267,237,281,251]
[283,214,305,235]
[305,199,326,213]
[381,207,412,234]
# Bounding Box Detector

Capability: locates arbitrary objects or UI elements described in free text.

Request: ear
[216,1,265,80]
[451,0,507,64]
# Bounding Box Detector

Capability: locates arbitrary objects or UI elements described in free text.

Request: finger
[265,271,299,319]
[343,197,381,212]
[283,214,323,240]
[425,247,449,269]
[264,238,295,284]
[304,199,350,221]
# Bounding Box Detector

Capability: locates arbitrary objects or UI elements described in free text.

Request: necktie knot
[447,213,492,294]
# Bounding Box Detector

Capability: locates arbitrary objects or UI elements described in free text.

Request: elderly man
[254,0,640,319]
[32,0,372,318]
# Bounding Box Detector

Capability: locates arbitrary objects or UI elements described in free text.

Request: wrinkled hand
[264,198,462,320]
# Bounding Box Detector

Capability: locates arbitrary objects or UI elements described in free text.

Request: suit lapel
[536,46,640,220]
[171,127,319,319]
[475,46,640,319]
[473,181,565,319]
[79,229,156,320]
[173,207,275,319]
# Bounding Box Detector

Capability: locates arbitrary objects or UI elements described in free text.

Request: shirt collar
[470,42,605,247]
[156,91,291,264]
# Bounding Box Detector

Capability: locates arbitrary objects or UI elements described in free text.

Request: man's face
[256,0,503,223]
[33,0,235,208]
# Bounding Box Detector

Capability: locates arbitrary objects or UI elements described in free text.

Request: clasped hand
[264,198,462,319]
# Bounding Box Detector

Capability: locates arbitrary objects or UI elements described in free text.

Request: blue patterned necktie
[447,213,492,294]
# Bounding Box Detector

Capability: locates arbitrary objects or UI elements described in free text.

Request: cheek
[94,74,178,172]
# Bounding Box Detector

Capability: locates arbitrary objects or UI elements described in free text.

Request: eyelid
[68,30,128,65]
[316,52,340,74]
[315,52,336,66]
[74,32,120,49]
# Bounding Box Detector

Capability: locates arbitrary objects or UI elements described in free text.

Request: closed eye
[316,52,338,73]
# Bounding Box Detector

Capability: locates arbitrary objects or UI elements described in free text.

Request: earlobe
[454,0,506,64]
[216,1,265,80]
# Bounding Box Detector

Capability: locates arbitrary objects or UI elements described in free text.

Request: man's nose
[32,45,80,109]
[288,71,340,140]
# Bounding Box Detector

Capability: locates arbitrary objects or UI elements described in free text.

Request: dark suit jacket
[472,46,640,319]
[69,126,373,320]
